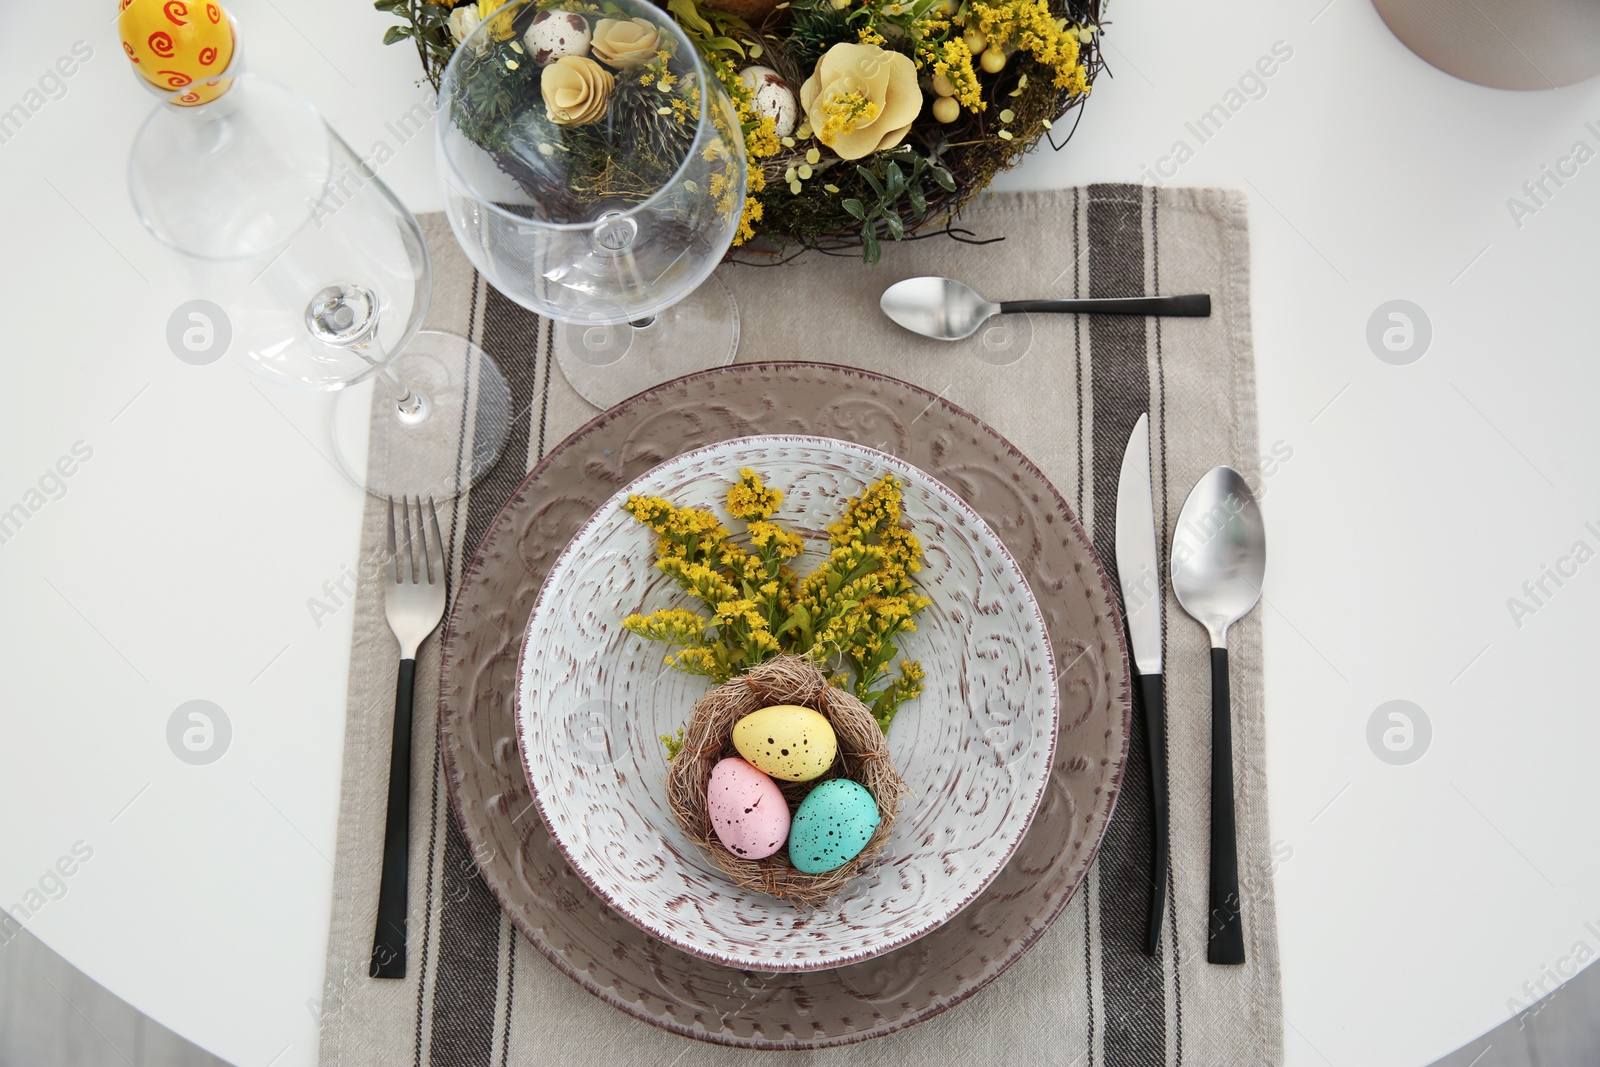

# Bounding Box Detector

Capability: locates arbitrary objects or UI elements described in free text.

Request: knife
[1115,412,1169,957]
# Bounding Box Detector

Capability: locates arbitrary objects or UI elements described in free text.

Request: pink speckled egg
[707,758,789,860]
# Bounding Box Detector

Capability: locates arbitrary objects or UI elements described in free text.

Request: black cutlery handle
[1141,672,1170,957]
[370,657,415,980]
[1207,646,1246,965]
[998,294,1211,318]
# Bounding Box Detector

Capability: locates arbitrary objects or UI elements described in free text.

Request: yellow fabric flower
[591,16,660,70]
[799,43,921,160]
[542,55,613,126]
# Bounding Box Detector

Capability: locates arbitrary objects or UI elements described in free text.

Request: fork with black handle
[370,496,448,980]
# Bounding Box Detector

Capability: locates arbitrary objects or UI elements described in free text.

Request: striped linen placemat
[317,185,1283,1066]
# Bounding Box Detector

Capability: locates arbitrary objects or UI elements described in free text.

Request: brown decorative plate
[439,362,1131,1049]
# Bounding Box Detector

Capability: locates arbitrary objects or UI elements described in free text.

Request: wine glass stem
[377,365,411,402]
[378,366,430,426]
[305,283,431,424]
[186,109,229,153]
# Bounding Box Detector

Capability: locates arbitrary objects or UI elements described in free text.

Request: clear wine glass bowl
[436,0,747,329]
[129,73,429,391]
[128,70,510,499]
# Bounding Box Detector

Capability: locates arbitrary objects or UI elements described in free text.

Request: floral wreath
[378,0,1103,260]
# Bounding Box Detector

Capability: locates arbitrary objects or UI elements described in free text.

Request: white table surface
[4,1,1598,1065]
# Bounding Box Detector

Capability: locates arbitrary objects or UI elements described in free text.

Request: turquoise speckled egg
[786,778,880,874]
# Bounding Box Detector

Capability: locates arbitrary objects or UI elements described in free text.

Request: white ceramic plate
[516,435,1058,971]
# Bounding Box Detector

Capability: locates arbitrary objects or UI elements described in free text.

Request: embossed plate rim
[512,433,1060,972]
[437,361,1133,1049]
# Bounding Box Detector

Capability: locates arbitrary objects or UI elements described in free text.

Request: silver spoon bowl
[1172,467,1266,644]
[1170,465,1265,967]
[880,276,1211,341]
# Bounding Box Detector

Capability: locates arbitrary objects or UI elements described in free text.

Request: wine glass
[128,67,512,500]
[436,0,747,409]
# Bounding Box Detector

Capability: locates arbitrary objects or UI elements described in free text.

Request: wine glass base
[554,275,740,409]
[331,330,512,501]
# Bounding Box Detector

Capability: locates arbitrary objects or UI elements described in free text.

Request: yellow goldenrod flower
[622,470,930,732]
[726,469,783,520]
[966,0,1091,92]
[622,607,712,646]
[933,39,983,112]
[818,92,882,148]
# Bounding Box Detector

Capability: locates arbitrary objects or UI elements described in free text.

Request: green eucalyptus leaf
[840,198,866,220]
[884,211,904,240]
[862,229,881,265]
[383,25,413,44]
[856,165,885,197]
[885,161,905,199]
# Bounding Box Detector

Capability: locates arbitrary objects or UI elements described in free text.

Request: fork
[370,496,448,980]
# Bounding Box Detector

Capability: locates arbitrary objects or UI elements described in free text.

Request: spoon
[1169,466,1265,966]
[880,276,1211,341]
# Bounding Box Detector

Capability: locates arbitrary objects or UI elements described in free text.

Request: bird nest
[664,655,906,906]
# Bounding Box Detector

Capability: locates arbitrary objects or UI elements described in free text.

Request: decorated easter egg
[738,66,797,138]
[118,0,234,105]
[787,778,880,874]
[524,10,592,65]
[732,704,836,782]
[706,758,790,859]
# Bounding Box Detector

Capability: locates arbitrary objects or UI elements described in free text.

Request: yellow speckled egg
[731,704,836,782]
[118,0,234,105]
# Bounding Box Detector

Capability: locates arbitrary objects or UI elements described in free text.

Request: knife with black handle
[1115,413,1171,957]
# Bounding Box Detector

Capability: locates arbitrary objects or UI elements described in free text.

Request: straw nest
[665,655,906,907]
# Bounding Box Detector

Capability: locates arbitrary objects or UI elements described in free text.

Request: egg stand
[124,7,512,498]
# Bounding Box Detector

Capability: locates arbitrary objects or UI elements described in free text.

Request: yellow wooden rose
[591,17,660,70]
[541,55,614,126]
[799,43,920,160]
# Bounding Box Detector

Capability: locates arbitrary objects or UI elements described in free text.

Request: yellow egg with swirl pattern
[118,0,234,106]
